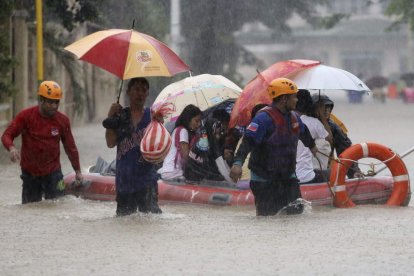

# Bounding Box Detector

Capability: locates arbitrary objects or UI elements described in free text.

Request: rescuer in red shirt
[1,81,83,203]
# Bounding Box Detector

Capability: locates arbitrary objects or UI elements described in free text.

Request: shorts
[20,169,64,204]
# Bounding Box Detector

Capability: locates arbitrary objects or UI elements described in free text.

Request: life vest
[261,107,300,179]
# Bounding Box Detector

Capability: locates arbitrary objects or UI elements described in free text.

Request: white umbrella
[285,64,371,92]
[152,74,242,122]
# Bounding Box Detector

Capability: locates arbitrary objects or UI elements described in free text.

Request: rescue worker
[229,78,316,216]
[1,81,83,203]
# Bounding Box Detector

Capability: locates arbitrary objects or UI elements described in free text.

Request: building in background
[236,0,411,85]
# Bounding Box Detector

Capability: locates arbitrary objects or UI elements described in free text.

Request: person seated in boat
[295,90,333,184]
[158,104,202,181]
[184,108,233,182]
[311,93,363,179]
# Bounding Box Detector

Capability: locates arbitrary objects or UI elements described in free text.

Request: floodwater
[1,97,414,275]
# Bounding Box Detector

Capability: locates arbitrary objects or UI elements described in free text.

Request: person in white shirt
[158,104,202,180]
[295,90,333,183]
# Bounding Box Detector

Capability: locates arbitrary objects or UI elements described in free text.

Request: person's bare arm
[316,104,333,146]
[179,142,189,162]
[105,129,117,148]
[104,103,122,148]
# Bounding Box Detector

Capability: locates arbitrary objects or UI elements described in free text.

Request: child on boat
[158,105,202,181]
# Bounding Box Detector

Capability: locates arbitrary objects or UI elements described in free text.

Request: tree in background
[99,0,176,104]
[1,0,345,118]
[0,0,101,107]
[179,0,345,84]
[95,0,344,101]
[0,1,16,101]
[385,0,414,30]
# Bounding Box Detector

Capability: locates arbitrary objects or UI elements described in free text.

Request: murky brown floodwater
[1,97,414,275]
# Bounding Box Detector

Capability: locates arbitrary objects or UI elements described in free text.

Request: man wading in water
[230,78,316,216]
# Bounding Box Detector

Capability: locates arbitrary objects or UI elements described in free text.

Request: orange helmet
[38,81,62,100]
[267,78,298,99]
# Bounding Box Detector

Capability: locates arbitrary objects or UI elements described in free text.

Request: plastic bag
[141,103,175,163]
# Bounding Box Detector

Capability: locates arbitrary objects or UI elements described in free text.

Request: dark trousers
[116,179,162,216]
[250,178,304,216]
[20,170,64,204]
[116,188,149,216]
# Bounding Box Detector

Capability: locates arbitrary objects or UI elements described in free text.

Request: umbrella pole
[115,19,133,104]
[116,80,123,104]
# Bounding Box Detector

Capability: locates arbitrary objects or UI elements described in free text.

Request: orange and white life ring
[329,142,410,208]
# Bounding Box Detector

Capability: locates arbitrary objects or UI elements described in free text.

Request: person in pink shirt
[1,81,82,204]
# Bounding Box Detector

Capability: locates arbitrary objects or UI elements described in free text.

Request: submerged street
[1,98,414,275]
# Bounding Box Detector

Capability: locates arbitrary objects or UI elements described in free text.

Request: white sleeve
[179,128,189,143]
[314,120,329,139]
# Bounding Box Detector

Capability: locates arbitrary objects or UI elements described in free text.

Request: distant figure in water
[230,78,316,216]
[1,81,83,204]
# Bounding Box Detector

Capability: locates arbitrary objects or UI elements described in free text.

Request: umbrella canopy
[229,59,321,128]
[64,29,190,79]
[152,74,242,123]
[285,64,371,92]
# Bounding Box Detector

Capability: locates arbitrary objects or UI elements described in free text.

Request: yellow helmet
[38,81,62,100]
[267,78,298,99]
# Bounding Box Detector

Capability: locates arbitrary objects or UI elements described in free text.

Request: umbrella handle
[116,80,124,104]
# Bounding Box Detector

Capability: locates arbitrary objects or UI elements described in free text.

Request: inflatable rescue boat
[63,172,407,206]
[64,143,411,207]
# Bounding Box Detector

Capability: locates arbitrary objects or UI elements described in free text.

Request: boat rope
[314,154,335,197]
[316,150,365,201]
[316,150,398,178]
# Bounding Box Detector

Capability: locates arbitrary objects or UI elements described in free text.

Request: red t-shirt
[1,106,81,176]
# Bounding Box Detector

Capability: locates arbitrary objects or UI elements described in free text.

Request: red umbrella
[229,59,320,128]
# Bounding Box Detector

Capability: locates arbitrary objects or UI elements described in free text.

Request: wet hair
[251,103,267,118]
[296,89,313,115]
[127,77,149,91]
[175,104,202,131]
[212,109,230,123]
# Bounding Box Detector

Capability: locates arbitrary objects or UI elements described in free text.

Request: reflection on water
[1,100,414,275]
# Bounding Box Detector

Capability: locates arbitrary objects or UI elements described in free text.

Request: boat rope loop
[329,142,410,208]
[339,153,397,167]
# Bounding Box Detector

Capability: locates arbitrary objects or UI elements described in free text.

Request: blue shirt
[115,107,156,193]
[234,106,307,181]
